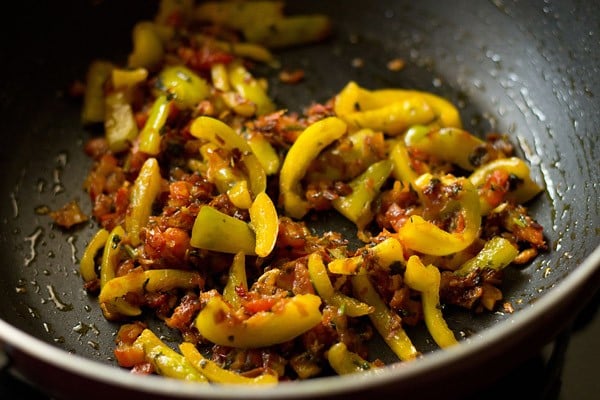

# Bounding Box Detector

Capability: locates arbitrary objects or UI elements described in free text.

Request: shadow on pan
[0,0,598,399]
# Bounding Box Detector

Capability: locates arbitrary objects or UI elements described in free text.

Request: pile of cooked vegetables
[58,0,547,384]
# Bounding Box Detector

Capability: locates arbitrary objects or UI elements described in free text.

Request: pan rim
[0,245,598,398]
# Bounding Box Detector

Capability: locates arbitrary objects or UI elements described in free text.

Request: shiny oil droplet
[46,285,73,311]
[24,227,43,266]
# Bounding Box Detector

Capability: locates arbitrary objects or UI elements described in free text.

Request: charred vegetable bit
[71,0,546,385]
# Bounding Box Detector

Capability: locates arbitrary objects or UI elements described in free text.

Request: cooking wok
[0,0,598,399]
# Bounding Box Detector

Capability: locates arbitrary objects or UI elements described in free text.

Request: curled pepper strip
[404,256,458,349]
[279,116,348,219]
[138,95,171,156]
[454,236,519,277]
[134,329,208,382]
[195,293,322,349]
[351,272,419,361]
[126,157,163,246]
[99,269,203,320]
[328,237,405,275]
[389,139,421,185]
[332,159,393,230]
[223,252,248,309]
[404,126,485,171]
[179,342,278,385]
[100,225,125,289]
[190,205,256,255]
[80,228,109,282]
[82,60,114,124]
[308,253,373,317]
[156,65,210,109]
[469,157,543,215]
[249,192,279,258]
[327,342,377,375]
[228,60,276,116]
[397,173,481,256]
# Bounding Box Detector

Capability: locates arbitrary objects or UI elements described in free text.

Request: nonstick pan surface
[0,1,598,399]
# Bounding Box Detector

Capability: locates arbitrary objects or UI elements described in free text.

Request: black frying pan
[0,1,598,399]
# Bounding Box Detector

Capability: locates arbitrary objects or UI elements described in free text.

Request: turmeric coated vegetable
[249,192,279,257]
[279,116,347,219]
[191,116,252,153]
[397,173,481,256]
[179,342,278,385]
[327,342,377,375]
[351,272,419,361]
[195,293,322,348]
[454,236,519,276]
[308,253,373,317]
[125,157,162,246]
[328,237,405,275]
[134,329,208,382]
[156,65,210,109]
[99,269,203,320]
[128,21,172,70]
[82,60,114,124]
[227,61,276,116]
[138,95,171,155]
[80,228,109,282]
[223,252,248,309]
[404,256,458,348]
[104,91,138,153]
[190,205,256,255]
[332,159,393,229]
[99,225,125,289]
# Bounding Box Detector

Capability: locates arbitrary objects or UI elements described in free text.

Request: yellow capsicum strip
[454,236,519,277]
[179,342,278,385]
[195,293,322,349]
[190,205,256,255]
[99,225,125,289]
[111,67,148,89]
[99,269,203,320]
[126,157,162,246]
[328,237,405,275]
[327,342,376,375]
[81,60,114,124]
[134,329,208,382]
[332,159,393,229]
[397,173,481,256]
[351,273,419,361]
[194,34,276,65]
[210,63,230,92]
[389,139,422,185]
[334,81,462,132]
[156,65,210,110]
[279,116,347,219]
[469,157,543,215]
[228,61,275,116]
[247,134,281,175]
[127,21,172,70]
[308,253,373,317]
[249,192,279,258]
[405,126,485,171]
[223,252,248,309]
[404,256,458,349]
[80,228,109,282]
[104,91,139,153]
[138,95,170,155]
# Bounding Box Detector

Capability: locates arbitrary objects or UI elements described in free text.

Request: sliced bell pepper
[404,255,458,348]
[327,342,376,375]
[80,228,109,282]
[156,65,211,109]
[351,273,419,361]
[389,139,422,185]
[104,90,138,153]
[227,60,275,116]
[190,205,256,255]
[328,237,405,275]
[332,159,393,229]
[138,95,171,155]
[249,191,279,258]
[469,157,543,215]
[81,60,114,124]
[99,269,203,320]
[223,252,248,309]
[397,173,481,256]
[179,342,278,385]
[127,21,172,70]
[134,328,207,382]
[111,67,148,90]
[195,293,322,348]
[100,225,125,288]
[454,236,519,276]
[279,116,347,219]
[125,157,162,246]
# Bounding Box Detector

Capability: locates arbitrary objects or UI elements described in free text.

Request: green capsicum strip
[138,95,171,156]
[332,159,393,230]
[404,255,458,349]
[327,342,376,375]
[454,236,519,276]
[190,205,256,255]
[99,225,125,289]
[126,157,162,246]
[279,116,348,219]
[80,228,109,282]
